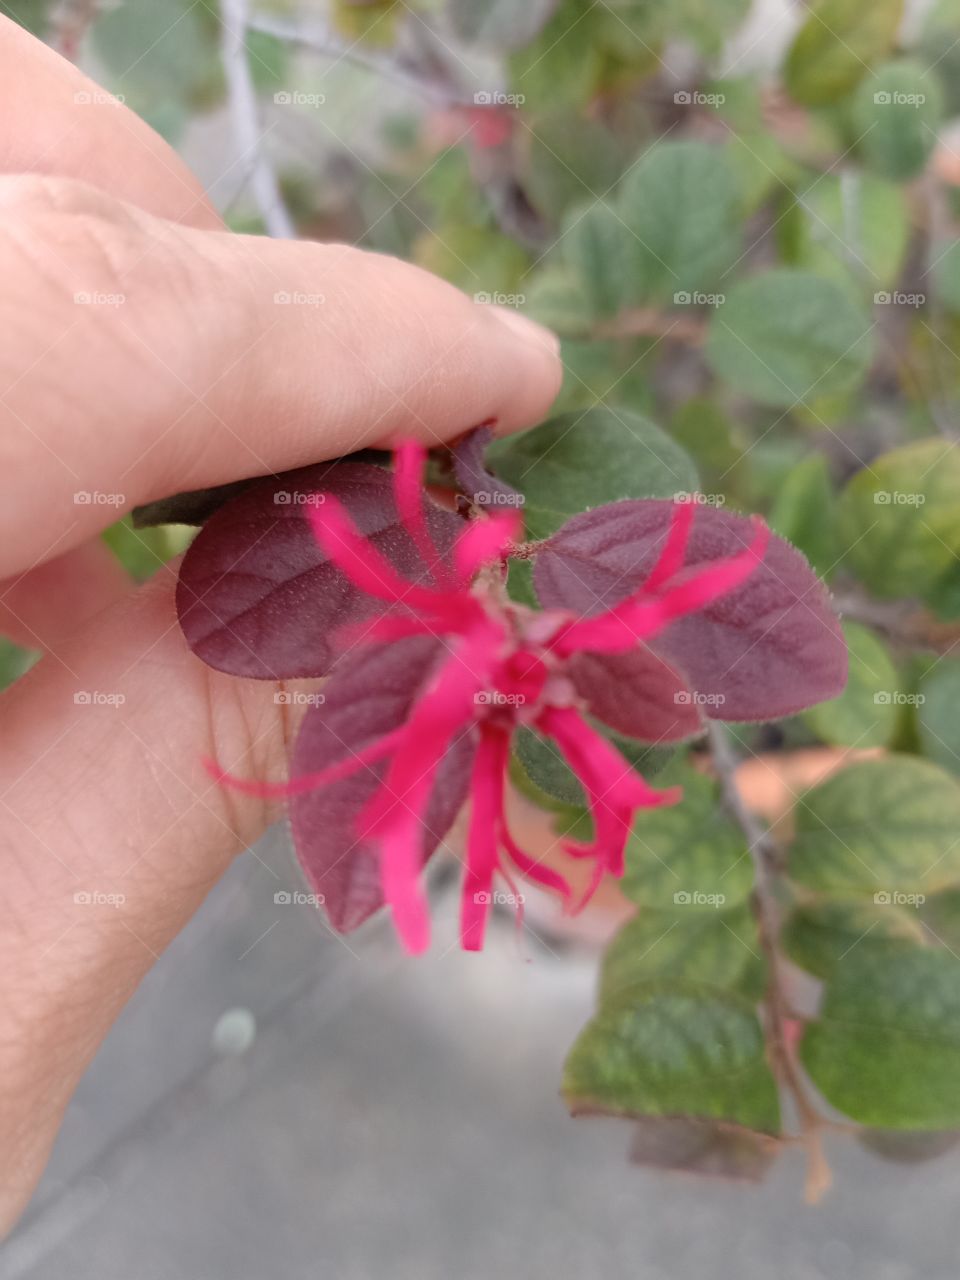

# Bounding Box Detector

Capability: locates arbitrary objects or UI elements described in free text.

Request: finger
[0,540,131,648]
[0,15,221,229]
[0,175,562,580]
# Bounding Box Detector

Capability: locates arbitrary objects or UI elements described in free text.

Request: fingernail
[487,305,561,357]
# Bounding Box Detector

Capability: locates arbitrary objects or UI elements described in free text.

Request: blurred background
[5,0,960,1275]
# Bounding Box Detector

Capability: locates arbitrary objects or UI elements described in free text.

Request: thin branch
[221,0,297,239]
[707,721,833,1204]
[833,588,960,655]
[593,308,708,344]
[247,11,473,108]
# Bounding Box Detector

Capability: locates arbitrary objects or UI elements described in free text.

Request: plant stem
[247,11,473,107]
[221,0,297,239]
[592,308,708,344]
[707,721,833,1203]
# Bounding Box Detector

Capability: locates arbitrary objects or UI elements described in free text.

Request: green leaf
[600,903,764,1003]
[563,981,781,1132]
[933,239,960,313]
[512,726,674,811]
[598,0,750,58]
[790,756,960,896]
[851,60,944,181]
[801,622,897,747]
[485,407,697,537]
[3,0,54,36]
[0,637,38,692]
[785,172,909,293]
[561,201,633,317]
[622,769,753,912]
[920,886,960,951]
[509,0,604,109]
[802,942,960,1128]
[618,141,741,301]
[784,0,903,107]
[768,453,838,578]
[413,224,529,295]
[332,0,397,44]
[523,110,623,224]
[93,0,224,116]
[447,0,556,49]
[836,440,960,598]
[669,398,744,487]
[918,661,960,775]
[706,269,874,408]
[522,266,592,337]
[513,727,585,808]
[102,518,193,582]
[782,898,926,980]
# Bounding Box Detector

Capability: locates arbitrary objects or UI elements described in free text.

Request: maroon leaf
[568,647,702,742]
[451,425,524,509]
[290,636,475,934]
[534,500,846,722]
[176,462,461,679]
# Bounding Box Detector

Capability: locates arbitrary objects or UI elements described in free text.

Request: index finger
[0,175,562,580]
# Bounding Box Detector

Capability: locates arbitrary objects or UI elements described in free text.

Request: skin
[0,18,562,1234]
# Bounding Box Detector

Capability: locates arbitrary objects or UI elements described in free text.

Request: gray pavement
[3,827,960,1280]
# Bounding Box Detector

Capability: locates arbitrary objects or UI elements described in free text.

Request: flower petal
[460,727,509,950]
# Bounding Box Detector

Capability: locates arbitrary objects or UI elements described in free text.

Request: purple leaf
[568,647,702,742]
[535,500,846,721]
[176,462,461,680]
[451,425,524,510]
[290,636,475,934]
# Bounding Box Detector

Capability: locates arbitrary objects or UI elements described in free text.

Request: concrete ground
[3,827,960,1280]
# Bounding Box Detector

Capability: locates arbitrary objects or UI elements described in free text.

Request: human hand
[0,17,560,1233]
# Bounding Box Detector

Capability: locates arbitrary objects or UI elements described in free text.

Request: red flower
[211,443,768,954]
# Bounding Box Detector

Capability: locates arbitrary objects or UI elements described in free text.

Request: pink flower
[211,443,768,954]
